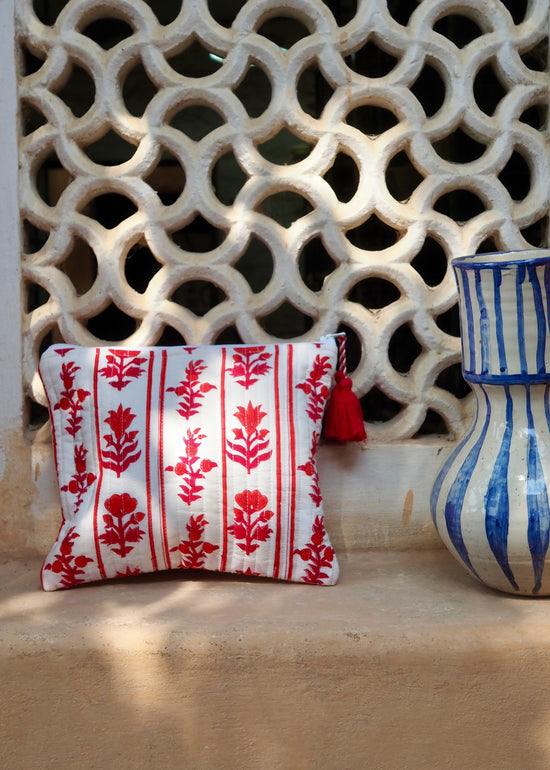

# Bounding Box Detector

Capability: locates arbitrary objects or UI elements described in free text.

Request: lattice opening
[299,238,337,292]
[522,217,549,247]
[386,152,424,202]
[145,155,186,204]
[388,324,422,374]
[81,194,138,229]
[20,0,550,440]
[257,17,311,48]
[125,247,162,295]
[433,128,486,164]
[323,152,359,201]
[169,105,225,141]
[257,191,314,228]
[473,62,507,116]
[346,104,399,135]
[61,240,98,296]
[86,304,137,341]
[261,302,314,338]
[296,64,334,118]
[170,216,226,253]
[122,60,158,116]
[347,40,399,78]
[348,278,400,309]
[83,131,137,166]
[234,239,274,293]
[411,238,448,287]
[54,64,96,117]
[170,281,227,317]
[387,0,417,26]
[233,63,272,117]
[258,129,313,165]
[167,40,224,78]
[433,14,484,48]
[410,64,446,117]
[81,17,134,49]
[346,215,400,250]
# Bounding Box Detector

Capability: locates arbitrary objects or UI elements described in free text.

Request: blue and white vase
[431,249,550,595]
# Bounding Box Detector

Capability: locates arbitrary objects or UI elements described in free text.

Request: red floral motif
[43,527,93,587]
[166,428,218,504]
[53,359,90,437]
[235,567,261,576]
[167,360,217,419]
[229,489,274,555]
[295,515,335,584]
[227,347,272,389]
[295,354,332,422]
[60,444,97,513]
[226,402,272,471]
[170,513,219,568]
[99,349,147,390]
[101,404,141,477]
[116,566,142,577]
[297,431,322,507]
[99,493,146,557]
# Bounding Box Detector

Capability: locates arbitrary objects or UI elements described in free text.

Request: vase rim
[453,248,550,269]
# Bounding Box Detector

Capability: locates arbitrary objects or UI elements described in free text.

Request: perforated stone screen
[19,0,550,441]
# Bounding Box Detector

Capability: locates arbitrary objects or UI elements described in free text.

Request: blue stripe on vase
[430,396,481,532]
[474,268,490,375]
[458,268,476,374]
[545,263,550,336]
[484,386,519,591]
[493,267,507,374]
[465,372,550,385]
[528,264,546,375]
[442,386,492,581]
[525,386,550,594]
[516,263,528,375]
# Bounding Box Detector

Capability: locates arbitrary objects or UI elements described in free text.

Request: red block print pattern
[167,359,217,419]
[166,428,218,505]
[50,351,97,519]
[227,347,272,389]
[298,431,322,507]
[171,514,219,568]
[53,354,90,437]
[99,349,147,390]
[226,402,272,471]
[296,354,333,422]
[40,341,340,589]
[295,515,336,585]
[99,493,146,557]
[101,404,142,477]
[60,444,97,514]
[43,527,93,588]
[228,490,274,555]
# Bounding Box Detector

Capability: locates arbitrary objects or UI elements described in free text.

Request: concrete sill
[2,549,550,770]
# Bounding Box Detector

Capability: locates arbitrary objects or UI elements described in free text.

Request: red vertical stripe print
[220,348,228,571]
[272,345,282,579]
[286,345,297,581]
[158,349,170,568]
[144,351,158,571]
[92,348,107,579]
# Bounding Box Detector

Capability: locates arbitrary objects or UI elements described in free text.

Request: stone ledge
[2,549,550,769]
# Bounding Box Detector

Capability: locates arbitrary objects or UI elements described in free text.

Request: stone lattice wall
[18,0,550,441]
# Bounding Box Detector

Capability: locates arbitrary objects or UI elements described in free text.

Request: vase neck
[455,260,550,381]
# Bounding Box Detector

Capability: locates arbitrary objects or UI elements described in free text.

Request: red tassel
[323,371,367,442]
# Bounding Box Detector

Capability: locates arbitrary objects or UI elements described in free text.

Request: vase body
[431,249,550,595]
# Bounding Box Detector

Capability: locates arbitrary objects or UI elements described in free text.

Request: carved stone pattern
[18,0,550,440]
